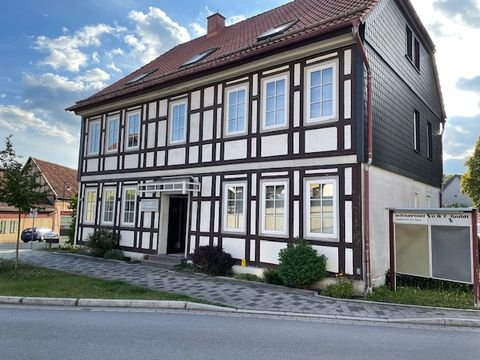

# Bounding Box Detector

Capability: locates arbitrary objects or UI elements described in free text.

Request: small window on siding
[84,188,97,224]
[223,183,246,233]
[122,187,137,226]
[225,86,247,135]
[427,121,433,160]
[406,26,413,61]
[413,110,420,153]
[88,120,101,155]
[126,112,140,150]
[414,39,420,70]
[263,74,288,129]
[406,25,420,71]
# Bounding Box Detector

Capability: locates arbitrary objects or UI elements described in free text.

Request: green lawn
[0,259,205,303]
[366,285,476,310]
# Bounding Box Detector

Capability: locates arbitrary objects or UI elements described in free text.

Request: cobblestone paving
[2,249,480,320]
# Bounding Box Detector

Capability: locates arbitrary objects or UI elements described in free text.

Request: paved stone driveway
[2,249,480,321]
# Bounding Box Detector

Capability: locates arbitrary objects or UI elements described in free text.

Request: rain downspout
[352,19,373,293]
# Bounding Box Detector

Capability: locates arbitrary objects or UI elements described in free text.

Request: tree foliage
[67,193,78,245]
[461,136,480,208]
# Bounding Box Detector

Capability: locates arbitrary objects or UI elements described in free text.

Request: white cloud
[35,23,126,72]
[106,48,125,59]
[107,62,121,72]
[0,105,75,144]
[92,51,100,64]
[125,7,190,64]
[75,68,111,90]
[0,93,6,99]
[226,15,246,25]
[190,23,206,37]
[23,72,86,92]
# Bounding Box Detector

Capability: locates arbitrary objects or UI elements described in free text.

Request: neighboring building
[68,0,445,289]
[442,175,473,208]
[0,159,78,243]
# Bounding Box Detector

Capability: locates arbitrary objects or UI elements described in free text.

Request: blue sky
[0,0,479,175]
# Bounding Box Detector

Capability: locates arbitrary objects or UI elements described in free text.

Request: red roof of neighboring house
[68,0,380,112]
[30,158,78,199]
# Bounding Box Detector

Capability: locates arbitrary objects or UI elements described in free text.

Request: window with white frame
[106,116,119,152]
[126,112,140,150]
[223,183,246,233]
[306,62,337,123]
[226,86,247,135]
[305,179,337,239]
[88,119,101,155]
[102,187,116,224]
[84,188,97,224]
[122,187,137,226]
[261,181,288,235]
[170,101,187,143]
[413,110,420,152]
[263,75,288,129]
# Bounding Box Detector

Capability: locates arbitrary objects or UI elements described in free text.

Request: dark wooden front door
[167,197,187,254]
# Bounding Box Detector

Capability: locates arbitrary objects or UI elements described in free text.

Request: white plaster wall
[124,154,138,169]
[200,202,211,232]
[259,240,288,264]
[120,230,134,247]
[168,148,185,165]
[158,121,166,147]
[312,245,338,273]
[204,86,214,107]
[250,240,256,262]
[156,151,165,166]
[86,159,98,172]
[189,146,199,164]
[261,134,288,157]
[222,237,245,260]
[201,176,212,197]
[159,100,168,117]
[148,102,157,119]
[104,157,117,171]
[369,165,441,286]
[305,127,337,153]
[190,113,200,143]
[147,123,155,148]
[141,233,150,249]
[82,227,94,242]
[224,139,247,160]
[203,110,214,141]
[199,236,209,246]
[146,152,154,167]
[202,144,212,162]
[191,91,201,110]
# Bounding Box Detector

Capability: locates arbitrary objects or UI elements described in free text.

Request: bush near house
[263,268,284,285]
[277,240,327,288]
[322,274,354,299]
[103,249,127,261]
[191,245,235,276]
[86,229,119,258]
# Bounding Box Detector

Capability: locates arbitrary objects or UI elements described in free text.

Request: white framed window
[262,74,289,130]
[305,178,338,239]
[125,111,140,150]
[222,182,247,233]
[261,180,288,236]
[306,61,337,123]
[169,100,187,144]
[413,110,420,152]
[83,188,97,224]
[101,187,116,225]
[225,85,248,136]
[121,186,137,226]
[88,119,101,155]
[106,116,119,153]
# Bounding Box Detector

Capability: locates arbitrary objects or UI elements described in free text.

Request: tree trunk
[15,211,21,275]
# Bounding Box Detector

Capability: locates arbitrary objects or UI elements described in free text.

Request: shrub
[277,240,327,288]
[263,268,284,285]
[234,273,262,282]
[191,245,235,276]
[86,229,119,258]
[323,276,354,299]
[104,249,126,261]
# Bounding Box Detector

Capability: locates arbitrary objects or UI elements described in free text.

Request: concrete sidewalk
[1,249,480,327]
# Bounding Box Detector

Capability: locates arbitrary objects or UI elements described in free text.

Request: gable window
[88,119,101,155]
[223,182,246,233]
[305,178,337,239]
[225,86,247,135]
[406,26,420,71]
[170,101,187,143]
[122,187,137,226]
[306,61,337,123]
[84,188,97,224]
[102,187,116,224]
[106,116,119,153]
[414,39,420,70]
[261,180,288,235]
[413,110,420,153]
[126,112,140,150]
[406,26,413,61]
[427,121,433,160]
[263,75,288,129]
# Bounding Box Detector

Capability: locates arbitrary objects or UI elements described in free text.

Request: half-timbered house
[68,0,445,289]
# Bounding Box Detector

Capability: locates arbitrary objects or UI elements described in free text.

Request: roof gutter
[352,18,373,293]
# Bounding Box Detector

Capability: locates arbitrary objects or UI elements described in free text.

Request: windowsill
[413,149,421,154]
[305,117,338,126]
[404,55,420,73]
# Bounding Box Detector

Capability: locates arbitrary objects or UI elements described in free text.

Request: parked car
[21,227,59,243]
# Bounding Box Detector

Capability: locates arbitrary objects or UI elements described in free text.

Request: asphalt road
[1,306,479,360]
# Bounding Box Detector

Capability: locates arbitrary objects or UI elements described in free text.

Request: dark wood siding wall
[363,0,443,188]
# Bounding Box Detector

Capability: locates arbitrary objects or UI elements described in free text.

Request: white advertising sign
[394,212,471,226]
[139,199,159,212]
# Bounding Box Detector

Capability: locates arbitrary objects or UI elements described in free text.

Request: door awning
[137,177,200,194]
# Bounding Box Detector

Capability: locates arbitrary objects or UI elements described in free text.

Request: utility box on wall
[389,208,479,307]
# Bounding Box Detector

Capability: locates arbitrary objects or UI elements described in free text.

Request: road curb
[1,296,480,328]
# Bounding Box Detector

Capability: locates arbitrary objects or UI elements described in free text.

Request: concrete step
[143,254,185,269]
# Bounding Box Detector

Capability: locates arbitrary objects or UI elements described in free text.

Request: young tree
[0,136,46,273]
[67,193,78,246]
[461,136,480,209]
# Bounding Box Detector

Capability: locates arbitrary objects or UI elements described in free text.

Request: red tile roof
[30,158,78,199]
[68,0,379,112]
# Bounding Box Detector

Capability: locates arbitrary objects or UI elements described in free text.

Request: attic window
[257,19,297,41]
[181,48,218,67]
[125,70,157,85]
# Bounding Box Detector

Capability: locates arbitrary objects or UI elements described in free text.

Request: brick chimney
[207,13,226,38]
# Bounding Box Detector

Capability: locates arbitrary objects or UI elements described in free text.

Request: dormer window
[125,70,156,85]
[181,48,218,67]
[257,19,297,41]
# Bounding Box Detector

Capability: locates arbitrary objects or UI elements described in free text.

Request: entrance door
[167,197,187,254]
